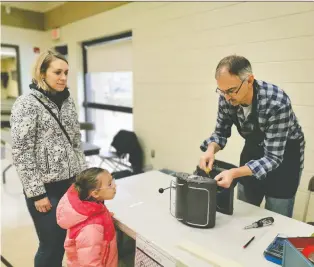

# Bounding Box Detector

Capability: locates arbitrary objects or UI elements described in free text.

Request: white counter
[106,171,314,267]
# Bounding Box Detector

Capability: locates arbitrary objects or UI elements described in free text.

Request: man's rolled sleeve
[201,96,233,151]
[245,105,291,179]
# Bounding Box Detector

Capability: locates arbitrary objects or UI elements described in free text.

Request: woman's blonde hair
[74,167,109,200]
[32,49,68,91]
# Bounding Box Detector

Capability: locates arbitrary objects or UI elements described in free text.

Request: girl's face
[90,171,116,201]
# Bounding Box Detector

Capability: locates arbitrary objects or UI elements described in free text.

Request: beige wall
[2,2,314,221]
[1,26,50,94]
[51,2,314,221]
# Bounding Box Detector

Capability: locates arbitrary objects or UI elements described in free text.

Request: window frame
[81,31,133,141]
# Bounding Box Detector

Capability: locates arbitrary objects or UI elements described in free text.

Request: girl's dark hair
[74,167,107,200]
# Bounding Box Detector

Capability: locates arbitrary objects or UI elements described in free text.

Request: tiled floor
[1,158,40,267]
[1,156,134,267]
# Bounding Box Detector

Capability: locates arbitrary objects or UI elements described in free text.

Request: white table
[106,171,314,267]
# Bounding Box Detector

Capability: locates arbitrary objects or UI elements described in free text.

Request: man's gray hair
[215,55,252,80]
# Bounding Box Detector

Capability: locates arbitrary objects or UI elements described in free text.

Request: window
[80,32,133,150]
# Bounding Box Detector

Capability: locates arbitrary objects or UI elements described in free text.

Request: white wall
[53,2,314,221]
[1,26,50,94]
[4,2,314,221]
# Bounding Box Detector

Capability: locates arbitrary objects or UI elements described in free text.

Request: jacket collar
[67,185,107,217]
[29,83,70,109]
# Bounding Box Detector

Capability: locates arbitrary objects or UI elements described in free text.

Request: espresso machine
[160,160,237,229]
[194,163,235,216]
[170,171,217,228]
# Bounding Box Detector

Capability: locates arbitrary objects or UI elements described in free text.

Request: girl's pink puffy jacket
[57,185,118,267]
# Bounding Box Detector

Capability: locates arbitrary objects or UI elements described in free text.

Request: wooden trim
[1,6,44,31]
[1,2,129,31]
[44,2,129,30]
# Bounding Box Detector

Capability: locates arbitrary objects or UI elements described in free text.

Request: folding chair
[99,130,143,179]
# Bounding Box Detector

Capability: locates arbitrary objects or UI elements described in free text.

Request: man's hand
[199,142,221,172]
[214,166,253,188]
[199,150,215,172]
[34,197,52,213]
[214,169,235,188]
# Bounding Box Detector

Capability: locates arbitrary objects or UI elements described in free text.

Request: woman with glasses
[57,167,118,267]
[199,55,305,218]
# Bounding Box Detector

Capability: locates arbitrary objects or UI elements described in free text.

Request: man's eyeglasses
[216,78,247,96]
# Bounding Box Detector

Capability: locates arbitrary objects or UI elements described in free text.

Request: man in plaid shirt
[199,55,305,217]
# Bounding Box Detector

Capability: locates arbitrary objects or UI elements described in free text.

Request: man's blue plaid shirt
[202,80,305,179]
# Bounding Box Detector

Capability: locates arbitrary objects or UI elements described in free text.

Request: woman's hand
[34,197,52,213]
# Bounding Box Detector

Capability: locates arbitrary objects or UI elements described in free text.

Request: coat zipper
[59,112,72,179]
[41,94,72,179]
[58,99,80,176]
[65,147,71,178]
[44,147,50,174]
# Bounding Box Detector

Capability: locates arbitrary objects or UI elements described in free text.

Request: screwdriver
[205,167,211,174]
[244,217,274,229]
[205,160,212,174]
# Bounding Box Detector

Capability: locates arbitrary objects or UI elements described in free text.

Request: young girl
[57,167,118,267]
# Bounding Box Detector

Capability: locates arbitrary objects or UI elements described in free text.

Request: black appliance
[161,160,237,229]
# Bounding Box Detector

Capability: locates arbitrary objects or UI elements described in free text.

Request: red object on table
[302,245,314,260]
